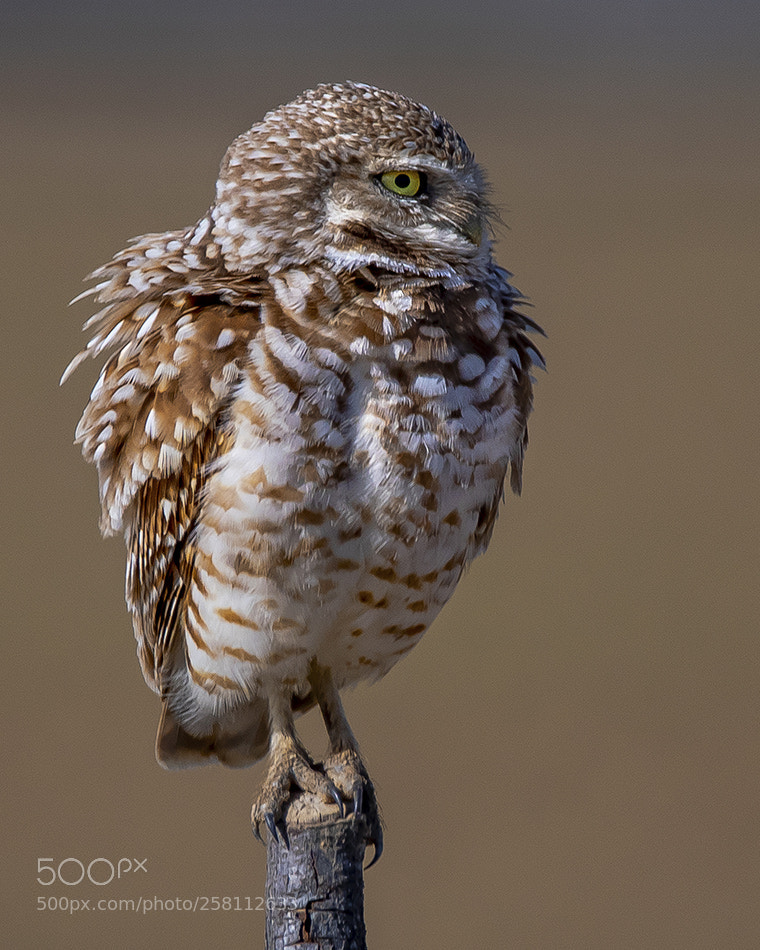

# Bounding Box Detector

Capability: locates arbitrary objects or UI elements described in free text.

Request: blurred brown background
[3,1,759,947]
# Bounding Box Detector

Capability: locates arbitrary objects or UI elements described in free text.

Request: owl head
[211,82,491,281]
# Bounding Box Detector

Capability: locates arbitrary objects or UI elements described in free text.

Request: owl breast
[180,281,523,711]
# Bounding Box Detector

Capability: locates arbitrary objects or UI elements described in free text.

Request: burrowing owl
[64,82,544,853]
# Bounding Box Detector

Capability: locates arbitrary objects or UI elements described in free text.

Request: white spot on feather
[189,218,210,245]
[145,408,160,438]
[158,443,183,474]
[183,250,202,269]
[413,374,447,397]
[173,417,197,444]
[155,361,180,381]
[136,306,160,339]
[111,383,137,403]
[97,321,124,353]
[128,271,152,293]
[222,361,240,382]
[215,328,236,349]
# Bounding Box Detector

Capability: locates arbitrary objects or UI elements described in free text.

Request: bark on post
[264,791,370,949]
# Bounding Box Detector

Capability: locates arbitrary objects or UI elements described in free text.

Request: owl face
[212,82,491,279]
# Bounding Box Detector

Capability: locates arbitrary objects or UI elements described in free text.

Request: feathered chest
[199,287,524,565]
[70,254,539,690]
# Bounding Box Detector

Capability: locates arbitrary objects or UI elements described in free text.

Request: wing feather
[66,228,262,689]
[127,426,228,692]
[491,264,545,495]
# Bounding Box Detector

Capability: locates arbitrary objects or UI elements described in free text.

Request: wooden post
[264,791,371,949]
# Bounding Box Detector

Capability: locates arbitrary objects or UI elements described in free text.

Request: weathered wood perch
[264,791,371,949]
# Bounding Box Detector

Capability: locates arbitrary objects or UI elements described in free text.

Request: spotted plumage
[65,82,543,848]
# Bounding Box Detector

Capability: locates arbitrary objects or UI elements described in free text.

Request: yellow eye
[379,169,424,197]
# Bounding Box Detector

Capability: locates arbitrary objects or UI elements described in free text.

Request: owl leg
[251,689,343,844]
[308,662,383,864]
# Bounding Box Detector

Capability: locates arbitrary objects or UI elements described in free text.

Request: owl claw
[365,834,383,870]
[322,749,384,866]
[251,810,273,845]
[328,783,345,818]
[250,736,383,861]
[251,739,346,845]
[265,812,280,846]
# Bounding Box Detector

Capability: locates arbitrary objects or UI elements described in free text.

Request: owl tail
[155,690,317,769]
[156,699,271,770]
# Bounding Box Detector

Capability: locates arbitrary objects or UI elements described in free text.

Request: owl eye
[379,169,425,197]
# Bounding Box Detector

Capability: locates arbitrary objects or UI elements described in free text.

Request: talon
[321,748,382,864]
[328,783,345,818]
[265,812,279,844]
[277,823,290,850]
[251,734,339,842]
[365,835,383,870]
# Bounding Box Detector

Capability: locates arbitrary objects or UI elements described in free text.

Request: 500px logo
[37,858,148,886]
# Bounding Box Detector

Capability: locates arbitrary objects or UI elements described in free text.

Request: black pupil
[395,174,411,189]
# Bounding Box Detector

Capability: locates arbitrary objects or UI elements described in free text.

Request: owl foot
[323,749,384,866]
[251,741,343,845]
